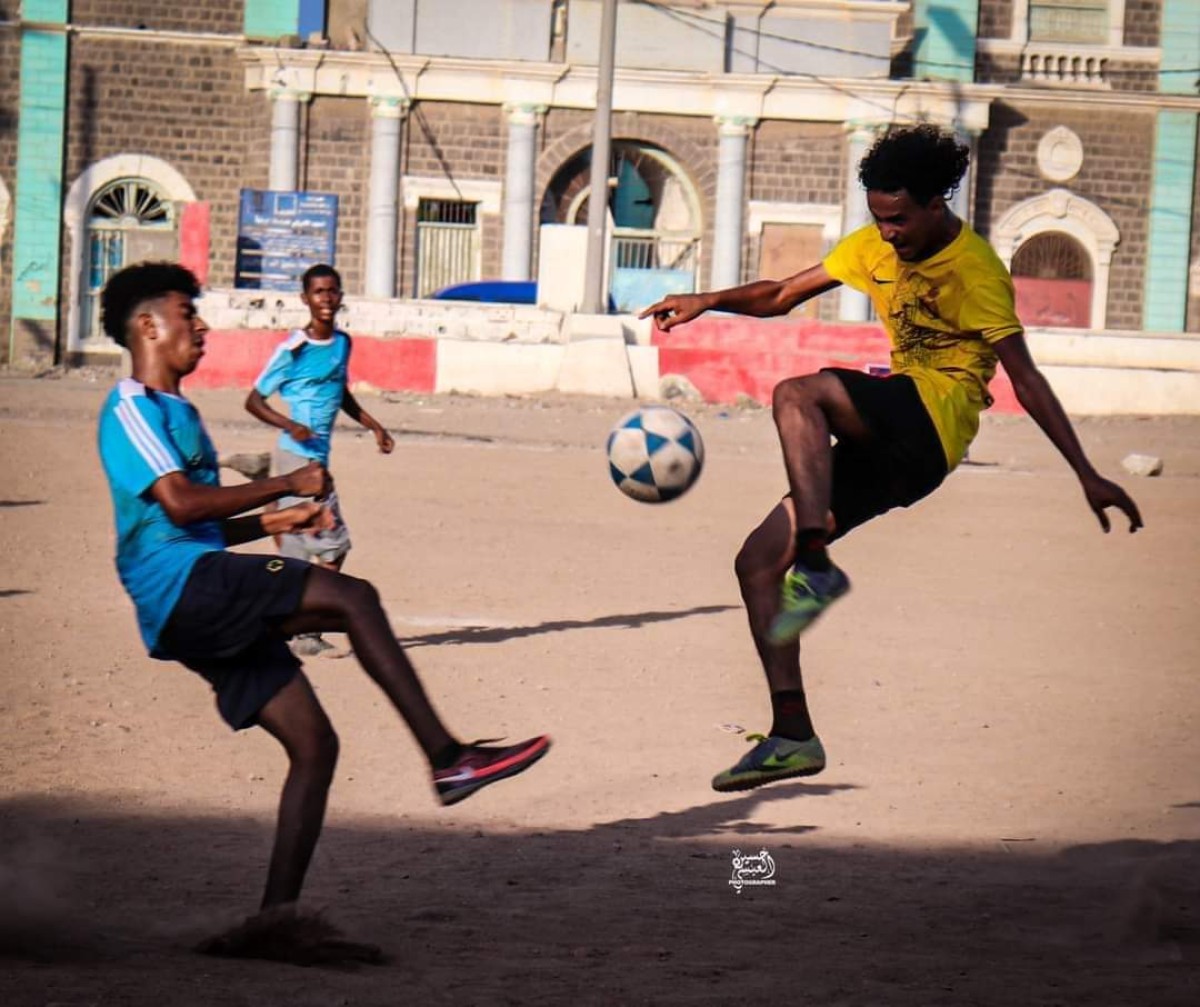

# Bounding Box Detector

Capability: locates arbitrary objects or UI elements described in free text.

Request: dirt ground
[1,370,1198,1005]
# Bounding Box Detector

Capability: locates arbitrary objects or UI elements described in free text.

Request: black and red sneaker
[433,735,551,806]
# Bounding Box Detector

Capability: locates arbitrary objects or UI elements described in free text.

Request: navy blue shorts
[822,368,949,540]
[157,552,311,730]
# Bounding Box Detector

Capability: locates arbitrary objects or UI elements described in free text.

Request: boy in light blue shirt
[96,262,550,949]
[246,264,393,653]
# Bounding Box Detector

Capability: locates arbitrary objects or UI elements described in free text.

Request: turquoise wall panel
[245,0,326,40]
[1160,0,1200,97]
[912,0,979,83]
[11,29,68,322]
[1143,112,1198,332]
[22,0,68,22]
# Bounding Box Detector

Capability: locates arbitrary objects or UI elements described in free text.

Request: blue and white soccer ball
[606,405,705,503]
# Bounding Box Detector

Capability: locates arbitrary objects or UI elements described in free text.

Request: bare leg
[255,673,339,909]
[772,373,872,530]
[736,498,803,693]
[274,567,455,760]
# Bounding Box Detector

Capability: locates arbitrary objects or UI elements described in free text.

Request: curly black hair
[302,263,342,291]
[858,124,970,206]
[101,261,201,347]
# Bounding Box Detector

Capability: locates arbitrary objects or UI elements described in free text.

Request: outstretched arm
[638,264,840,332]
[150,462,332,528]
[994,334,1142,533]
[245,388,314,443]
[341,387,394,453]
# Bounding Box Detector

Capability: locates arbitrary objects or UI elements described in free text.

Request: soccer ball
[606,405,704,503]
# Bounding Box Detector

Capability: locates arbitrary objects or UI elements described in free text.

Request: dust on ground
[1,371,1198,1004]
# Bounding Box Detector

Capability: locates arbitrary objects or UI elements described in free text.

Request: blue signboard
[235,189,339,291]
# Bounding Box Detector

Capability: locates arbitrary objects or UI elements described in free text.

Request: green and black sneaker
[712,733,827,793]
[767,562,851,646]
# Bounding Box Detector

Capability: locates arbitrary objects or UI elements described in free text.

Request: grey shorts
[273,446,352,563]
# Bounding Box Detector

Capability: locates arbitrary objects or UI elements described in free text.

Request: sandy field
[1,370,1198,1005]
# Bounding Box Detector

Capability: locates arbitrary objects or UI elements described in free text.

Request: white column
[501,104,543,282]
[839,124,875,322]
[365,97,406,299]
[268,90,306,192]
[710,116,754,291]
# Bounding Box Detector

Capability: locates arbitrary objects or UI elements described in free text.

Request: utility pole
[582,0,618,314]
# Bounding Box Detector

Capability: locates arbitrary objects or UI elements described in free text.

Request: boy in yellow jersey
[640,124,1142,793]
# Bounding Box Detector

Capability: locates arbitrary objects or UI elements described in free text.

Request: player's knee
[734,530,773,584]
[772,375,816,415]
[339,573,381,612]
[293,723,339,777]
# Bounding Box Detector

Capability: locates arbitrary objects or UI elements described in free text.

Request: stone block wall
[975,102,1155,330]
[978,0,1014,39]
[63,34,260,296]
[71,0,244,33]
[399,101,507,297]
[303,96,370,295]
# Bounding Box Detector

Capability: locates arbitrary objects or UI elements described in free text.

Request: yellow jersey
[822,221,1022,469]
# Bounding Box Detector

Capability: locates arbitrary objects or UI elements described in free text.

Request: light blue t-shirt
[253,329,352,465]
[97,379,226,653]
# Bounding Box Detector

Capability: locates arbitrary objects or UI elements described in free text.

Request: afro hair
[858,124,970,206]
[100,262,201,347]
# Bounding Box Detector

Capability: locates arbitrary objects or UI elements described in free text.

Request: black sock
[770,689,815,741]
[794,528,831,571]
[430,742,463,770]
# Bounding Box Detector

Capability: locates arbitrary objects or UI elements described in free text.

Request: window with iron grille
[416,198,480,297]
[1029,0,1109,45]
[85,178,176,342]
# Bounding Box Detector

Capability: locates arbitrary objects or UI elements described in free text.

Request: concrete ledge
[557,314,635,398]
[436,340,563,395]
[97,310,1200,416]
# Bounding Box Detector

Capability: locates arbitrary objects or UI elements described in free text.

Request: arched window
[83,178,176,341]
[992,189,1119,330]
[542,141,701,312]
[65,155,196,353]
[1011,232,1094,328]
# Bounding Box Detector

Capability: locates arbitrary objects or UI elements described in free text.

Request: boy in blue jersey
[96,263,550,940]
[245,264,391,654]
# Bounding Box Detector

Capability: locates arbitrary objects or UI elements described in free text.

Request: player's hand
[287,422,315,442]
[1081,472,1143,533]
[264,502,334,536]
[637,292,713,332]
[285,461,332,500]
[374,427,394,454]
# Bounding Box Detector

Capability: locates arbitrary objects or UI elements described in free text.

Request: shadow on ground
[1,794,1197,1006]
[400,605,740,648]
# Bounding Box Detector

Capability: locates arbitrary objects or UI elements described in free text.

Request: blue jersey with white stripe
[97,379,225,653]
[253,329,351,464]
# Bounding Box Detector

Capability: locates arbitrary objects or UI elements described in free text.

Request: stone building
[2,0,1197,369]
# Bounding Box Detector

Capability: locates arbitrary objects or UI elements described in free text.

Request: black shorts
[157,552,311,730]
[823,367,949,540]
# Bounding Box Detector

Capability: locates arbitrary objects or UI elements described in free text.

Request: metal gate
[415,198,480,297]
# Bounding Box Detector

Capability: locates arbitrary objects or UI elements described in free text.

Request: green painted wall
[244,0,326,41]
[912,0,979,83]
[22,0,69,22]
[1143,112,1198,332]
[1160,0,1200,97]
[10,25,68,358]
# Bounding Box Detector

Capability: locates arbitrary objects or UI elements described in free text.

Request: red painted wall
[652,316,1020,413]
[186,330,437,394]
[179,202,211,285]
[1014,277,1092,328]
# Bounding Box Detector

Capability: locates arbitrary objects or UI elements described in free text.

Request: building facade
[1,0,1198,368]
